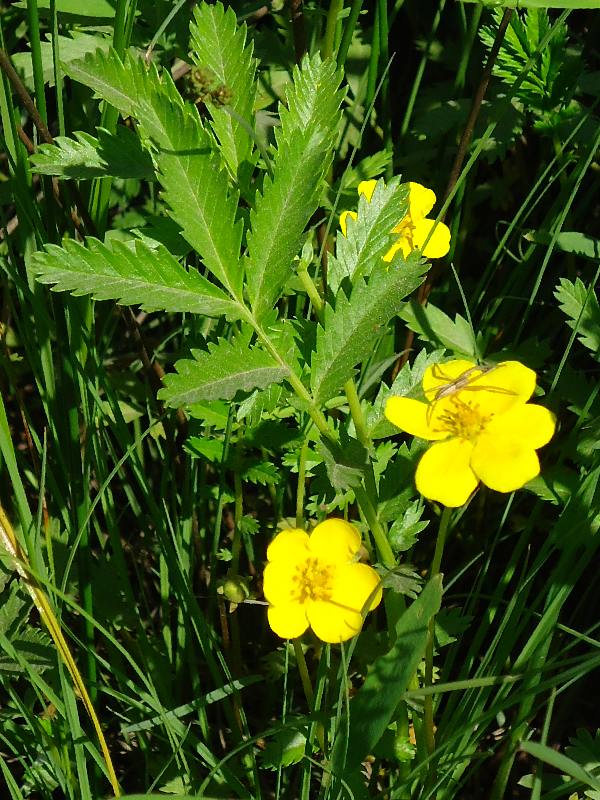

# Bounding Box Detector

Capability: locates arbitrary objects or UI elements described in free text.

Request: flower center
[436,397,492,441]
[293,557,334,604]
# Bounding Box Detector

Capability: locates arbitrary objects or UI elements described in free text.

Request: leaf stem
[322,0,344,59]
[423,506,452,767]
[344,379,370,450]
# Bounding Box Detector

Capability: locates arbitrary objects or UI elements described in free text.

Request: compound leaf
[189,2,256,176]
[554,277,600,358]
[311,258,427,405]
[245,55,344,321]
[159,340,288,406]
[328,178,409,292]
[30,126,154,180]
[29,237,241,318]
[65,48,244,299]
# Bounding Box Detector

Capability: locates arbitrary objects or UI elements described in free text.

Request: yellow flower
[263,519,382,643]
[339,179,451,261]
[384,359,556,508]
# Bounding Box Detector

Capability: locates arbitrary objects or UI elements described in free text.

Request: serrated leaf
[320,433,369,491]
[30,126,154,180]
[400,300,478,358]
[159,340,287,406]
[1,628,53,673]
[367,348,445,439]
[64,49,244,299]
[554,277,600,358]
[311,259,427,405]
[29,237,241,318]
[189,2,256,176]
[378,565,423,599]
[245,55,344,321]
[388,503,429,553]
[328,178,409,292]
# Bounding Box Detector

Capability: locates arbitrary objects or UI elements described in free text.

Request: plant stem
[354,485,395,568]
[322,0,344,59]
[293,638,314,706]
[296,440,309,529]
[344,379,370,449]
[297,264,324,319]
[230,471,244,575]
[423,506,452,763]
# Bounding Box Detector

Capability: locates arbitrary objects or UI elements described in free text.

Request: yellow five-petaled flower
[263,519,382,643]
[340,179,451,261]
[384,359,556,508]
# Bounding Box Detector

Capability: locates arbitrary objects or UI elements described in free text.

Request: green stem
[295,440,309,529]
[293,638,314,706]
[423,506,451,765]
[297,264,324,319]
[344,379,370,450]
[337,0,363,68]
[322,0,344,59]
[230,471,244,575]
[354,485,395,568]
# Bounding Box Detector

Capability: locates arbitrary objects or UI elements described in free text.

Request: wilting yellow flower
[263,519,382,643]
[384,359,556,507]
[340,179,451,261]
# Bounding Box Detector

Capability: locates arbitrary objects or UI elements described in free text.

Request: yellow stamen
[293,558,334,603]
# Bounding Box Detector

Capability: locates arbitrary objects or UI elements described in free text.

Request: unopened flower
[340,179,451,261]
[263,519,382,643]
[384,359,556,507]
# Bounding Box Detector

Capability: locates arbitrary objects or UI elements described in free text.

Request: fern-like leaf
[311,259,427,405]
[29,237,241,318]
[159,339,288,405]
[30,126,154,180]
[189,2,256,177]
[245,55,344,322]
[65,49,244,299]
[554,277,600,358]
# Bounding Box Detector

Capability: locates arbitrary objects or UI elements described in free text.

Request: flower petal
[462,361,537,416]
[415,439,478,507]
[331,563,382,613]
[484,403,556,450]
[268,603,309,639]
[412,218,451,258]
[340,210,357,237]
[263,560,301,606]
[357,179,377,201]
[384,236,412,262]
[309,518,362,564]
[471,432,541,493]
[407,182,436,220]
[307,599,364,643]
[385,396,450,440]
[267,528,310,564]
[422,360,478,400]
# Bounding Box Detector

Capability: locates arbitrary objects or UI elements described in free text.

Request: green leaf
[261,727,308,769]
[245,55,344,321]
[29,237,241,318]
[64,49,244,298]
[328,178,409,292]
[13,33,110,89]
[320,433,369,491]
[311,259,427,405]
[159,339,287,406]
[400,300,478,358]
[331,576,442,781]
[528,229,600,260]
[30,126,154,180]
[554,277,600,358]
[189,2,257,176]
[520,740,600,792]
[14,0,115,16]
